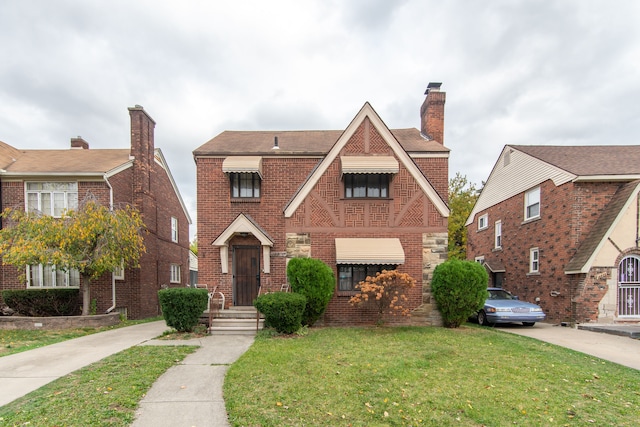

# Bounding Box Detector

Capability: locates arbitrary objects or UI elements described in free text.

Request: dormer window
[341,156,398,199]
[223,156,262,200]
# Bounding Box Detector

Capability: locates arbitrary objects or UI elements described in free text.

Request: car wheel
[522,322,535,327]
[477,310,491,326]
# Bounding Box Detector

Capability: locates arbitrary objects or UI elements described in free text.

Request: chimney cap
[425,82,442,94]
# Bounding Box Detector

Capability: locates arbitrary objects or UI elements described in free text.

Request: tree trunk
[81,275,91,316]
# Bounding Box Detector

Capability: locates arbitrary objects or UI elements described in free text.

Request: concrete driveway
[495,322,640,371]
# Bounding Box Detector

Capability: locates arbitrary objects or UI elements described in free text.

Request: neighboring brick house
[466,145,640,324]
[0,106,191,319]
[193,83,450,326]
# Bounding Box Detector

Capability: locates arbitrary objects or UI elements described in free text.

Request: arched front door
[618,255,640,317]
[233,245,260,306]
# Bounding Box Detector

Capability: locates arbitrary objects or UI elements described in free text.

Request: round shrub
[158,287,208,332]
[254,292,307,334]
[431,259,488,328]
[286,257,335,326]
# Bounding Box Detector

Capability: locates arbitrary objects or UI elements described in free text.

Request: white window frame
[494,220,502,249]
[529,247,539,273]
[26,182,78,217]
[171,216,178,243]
[113,261,125,281]
[475,256,485,264]
[27,264,80,288]
[170,264,181,283]
[478,213,488,230]
[525,187,540,221]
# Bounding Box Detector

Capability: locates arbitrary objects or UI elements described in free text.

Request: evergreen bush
[158,287,208,332]
[254,292,306,334]
[286,257,335,326]
[431,259,488,328]
[2,289,81,316]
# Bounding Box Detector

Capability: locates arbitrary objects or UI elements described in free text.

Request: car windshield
[488,289,516,300]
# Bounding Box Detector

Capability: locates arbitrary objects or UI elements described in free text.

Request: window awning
[222,156,263,177]
[335,238,405,264]
[341,156,399,174]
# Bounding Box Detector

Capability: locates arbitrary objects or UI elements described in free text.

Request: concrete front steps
[202,306,264,335]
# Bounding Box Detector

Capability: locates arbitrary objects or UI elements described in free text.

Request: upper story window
[525,187,540,220]
[494,220,502,249]
[171,216,178,242]
[26,182,78,217]
[344,174,389,198]
[230,172,261,198]
[478,213,488,230]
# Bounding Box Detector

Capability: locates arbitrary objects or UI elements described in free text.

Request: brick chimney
[70,136,89,149]
[128,105,156,225]
[420,82,446,144]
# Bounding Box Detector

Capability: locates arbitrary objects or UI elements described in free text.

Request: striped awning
[222,156,263,177]
[335,238,405,265]
[341,156,399,174]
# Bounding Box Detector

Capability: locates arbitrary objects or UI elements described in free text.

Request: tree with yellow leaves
[0,199,146,315]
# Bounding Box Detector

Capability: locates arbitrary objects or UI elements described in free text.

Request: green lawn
[0,317,163,357]
[224,326,640,426]
[0,345,196,426]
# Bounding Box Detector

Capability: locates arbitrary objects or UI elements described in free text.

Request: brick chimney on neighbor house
[420,82,446,144]
[128,105,156,226]
[70,136,89,149]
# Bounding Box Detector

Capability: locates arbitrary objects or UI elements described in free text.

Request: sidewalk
[131,334,255,427]
[0,320,170,407]
[498,322,640,371]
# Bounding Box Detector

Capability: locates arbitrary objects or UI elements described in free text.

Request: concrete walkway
[131,334,254,427]
[0,320,170,407]
[497,322,640,370]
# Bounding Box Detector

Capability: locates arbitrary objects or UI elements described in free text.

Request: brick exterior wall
[467,179,625,323]
[196,113,449,326]
[0,107,190,320]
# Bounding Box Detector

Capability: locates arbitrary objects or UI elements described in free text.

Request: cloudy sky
[1,1,639,240]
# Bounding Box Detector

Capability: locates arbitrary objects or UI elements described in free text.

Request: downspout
[104,174,117,313]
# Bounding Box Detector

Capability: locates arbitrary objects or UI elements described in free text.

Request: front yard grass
[0,316,163,357]
[225,326,640,426]
[0,345,196,426]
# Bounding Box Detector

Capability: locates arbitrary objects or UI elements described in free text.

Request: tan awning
[335,238,405,264]
[222,156,263,177]
[341,156,399,174]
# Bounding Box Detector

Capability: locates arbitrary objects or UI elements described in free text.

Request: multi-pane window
[494,220,502,248]
[113,261,125,280]
[170,264,181,283]
[27,264,80,288]
[525,187,540,220]
[344,174,389,198]
[338,264,395,291]
[529,248,539,273]
[171,217,178,243]
[230,173,261,198]
[478,213,488,230]
[26,182,78,217]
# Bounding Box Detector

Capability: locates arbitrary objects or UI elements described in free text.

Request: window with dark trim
[344,174,389,198]
[230,173,261,198]
[338,264,395,291]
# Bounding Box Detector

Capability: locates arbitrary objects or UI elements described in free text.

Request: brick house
[0,106,191,319]
[466,145,640,324]
[193,83,450,325]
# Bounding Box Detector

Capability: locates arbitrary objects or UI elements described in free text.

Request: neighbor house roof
[513,145,640,177]
[0,148,131,176]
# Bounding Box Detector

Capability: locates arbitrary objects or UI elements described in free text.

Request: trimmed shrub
[2,289,81,316]
[158,287,208,332]
[431,259,488,328]
[287,257,335,326]
[254,292,306,334]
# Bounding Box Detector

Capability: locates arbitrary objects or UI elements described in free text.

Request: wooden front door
[233,246,260,306]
